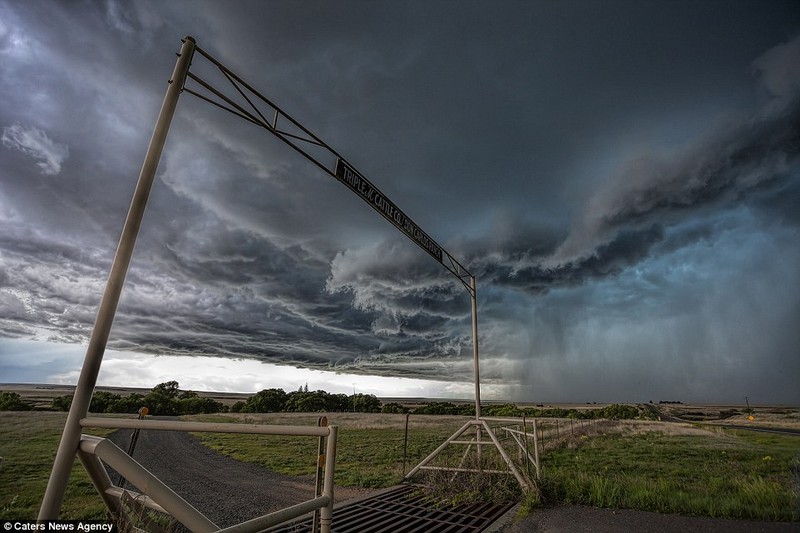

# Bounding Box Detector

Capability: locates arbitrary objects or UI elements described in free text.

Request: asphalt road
[719,424,800,436]
[502,504,800,532]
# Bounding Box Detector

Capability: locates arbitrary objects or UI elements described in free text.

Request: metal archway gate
[39,36,529,530]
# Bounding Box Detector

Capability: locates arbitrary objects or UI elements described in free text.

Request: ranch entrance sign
[40,36,529,530]
[333,159,444,263]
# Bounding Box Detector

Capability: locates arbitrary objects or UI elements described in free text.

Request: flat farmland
[1,387,798,524]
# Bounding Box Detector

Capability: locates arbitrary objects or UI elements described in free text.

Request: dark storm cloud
[467,33,800,294]
[1,1,799,401]
[477,225,666,293]
[555,100,800,260]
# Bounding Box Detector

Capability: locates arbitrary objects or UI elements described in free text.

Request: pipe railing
[78,418,338,533]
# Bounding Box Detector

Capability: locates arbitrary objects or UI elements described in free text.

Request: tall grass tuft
[541,428,800,521]
[733,476,798,521]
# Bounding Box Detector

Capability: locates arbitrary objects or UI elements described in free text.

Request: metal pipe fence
[77,417,338,533]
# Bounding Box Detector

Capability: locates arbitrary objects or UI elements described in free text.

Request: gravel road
[106,425,373,529]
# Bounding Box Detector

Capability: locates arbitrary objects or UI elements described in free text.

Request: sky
[1,1,799,404]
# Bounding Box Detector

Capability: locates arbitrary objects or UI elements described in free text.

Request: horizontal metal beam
[217,496,331,533]
[80,417,331,437]
[479,416,537,424]
[500,427,536,437]
[418,465,512,475]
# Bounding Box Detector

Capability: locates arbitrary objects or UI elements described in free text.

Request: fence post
[539,420,545,453]
[532,419,541,480]
[522,415,531,479]
[312,416,328,533]
[117,406,149,487]
[320,425,337,533]
[402,412,410,476]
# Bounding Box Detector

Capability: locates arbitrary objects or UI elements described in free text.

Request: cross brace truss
[183,43,474,295]
[404,417,539,492]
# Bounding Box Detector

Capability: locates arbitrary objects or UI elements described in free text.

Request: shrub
[0,391,33,411]
[51,395,72,411]
[381,402,408,414]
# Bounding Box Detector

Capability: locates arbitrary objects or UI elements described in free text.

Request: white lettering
[336,158,443,262]
[14,524,45,531]
[76,524,113,532]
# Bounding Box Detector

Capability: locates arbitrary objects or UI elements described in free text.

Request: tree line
[2,383,648,420]
[405,401,645,419]
[46,381,384,416]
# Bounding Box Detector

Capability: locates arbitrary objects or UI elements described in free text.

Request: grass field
[189,414,799,521]
[0,412,114,520]
[541,421,799,521]
[1,410,798,522]
[189,412,469,487]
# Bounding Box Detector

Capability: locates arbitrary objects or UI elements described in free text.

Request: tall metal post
[38,36,196,520]
[471,275,480,419]
[471,276,482,462]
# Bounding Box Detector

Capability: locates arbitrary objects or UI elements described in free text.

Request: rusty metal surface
[266,485,517,533]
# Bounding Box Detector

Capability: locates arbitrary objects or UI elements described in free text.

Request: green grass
[191,413,465,488]
[2,411,798,523]
[540,428,800,521]
[0,412,114,520]
[193,415,800,521]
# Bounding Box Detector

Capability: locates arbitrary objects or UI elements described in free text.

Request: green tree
[381,402,408,414]
[413,402,465,415]
[144,381,180,415]
[244,388,288,412]
[112,393,147,414]
[285,390,327,412]
[51,395,72,411]
[178,394,224,414]
[0,391,33,411]
[600,403,640,420]
[352,393,382,413]
[89,391,118,413]
[326,393,351,412]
